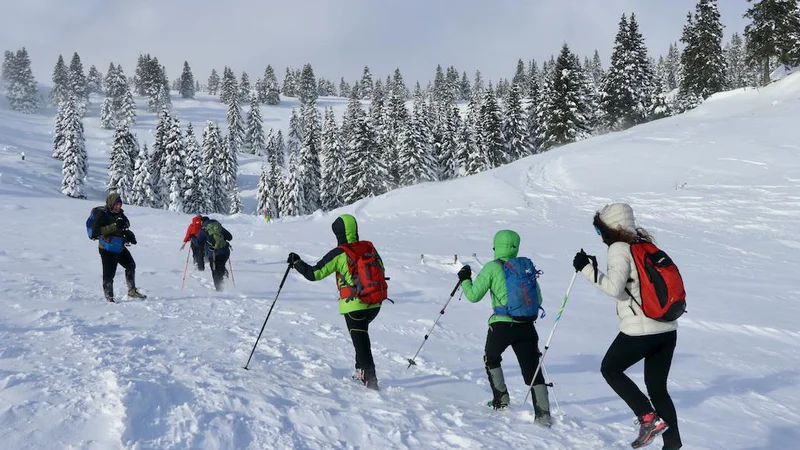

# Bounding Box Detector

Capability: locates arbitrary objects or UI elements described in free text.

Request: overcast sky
[1,0,751,88]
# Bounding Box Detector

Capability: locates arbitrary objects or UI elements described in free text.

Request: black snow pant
[99,247,136,297]
[344,307,380,370]
[209,252,229,291]
[601,331,681,448]
[191,242,204,271]
[484,321,546,397]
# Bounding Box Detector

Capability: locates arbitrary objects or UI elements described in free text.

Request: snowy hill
[1,76,799,450]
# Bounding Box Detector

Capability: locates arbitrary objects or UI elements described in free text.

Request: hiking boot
[362,366,379,391]
[127,288,147,299]
[105,294,116,303]
[631,412,668,449]
[486,398,509,410]
[486,366,510,410]
[103,281,115,303]
[532,384,553,428]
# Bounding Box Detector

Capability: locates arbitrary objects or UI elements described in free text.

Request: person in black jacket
[90,193,146,302]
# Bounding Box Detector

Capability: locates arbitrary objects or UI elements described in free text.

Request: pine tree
[273,129,286,168]
[398,106,438,187]
[383,92,409,187]
[320,107,345,210]
[202,122,225,213]
[179,61,195,99]
[298,102,322,213]
[69,52,88,112]
[130,143,153,207]
[107,125,137,202]
[264,65,281,105]
[51,55,71,106]
[52,99,68,160]
[5,48,39,113]
[282,67,296,97]
[480,87,506,168]
[244,96,266,155]
[226,94,244,153]
[218,133,239,214]
[60,96,87,198]
[725,32,754,89]
[87,65,103,95]
[207,69,220,95]
[298,63,318,105]
[228,187,244,214]
[665,43,682,91]
[1,50,13,89]
[118,88,137,129]
[269,152,283,218]
[438,104,461,180]
[537,44,593,151]
[462,102,485,176]
[257,157,277,214]
[503,83,531,162]
[279,150,304,216]
[341,111,390,204]
[162,115,186,212]
[286,108,302,160]
[680,0,726,100]
[183,123,205,214]
[359,66,374,99]
[220,66,238,104]
[459,71,472,100]
[149,107,173,209]
[239,71,251,102]
[744,0,800,85]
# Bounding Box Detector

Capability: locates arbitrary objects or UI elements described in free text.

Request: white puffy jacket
[581,241,678,336]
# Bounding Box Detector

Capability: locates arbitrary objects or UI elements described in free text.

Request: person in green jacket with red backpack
[458,229,552,426]
[288,214,388,391]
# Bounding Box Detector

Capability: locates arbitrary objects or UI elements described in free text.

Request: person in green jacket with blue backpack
[458,229,551,426]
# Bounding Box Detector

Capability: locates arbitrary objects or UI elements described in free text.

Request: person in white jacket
[573,203,682,450]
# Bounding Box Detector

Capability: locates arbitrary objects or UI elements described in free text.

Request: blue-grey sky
[0,0,751,87]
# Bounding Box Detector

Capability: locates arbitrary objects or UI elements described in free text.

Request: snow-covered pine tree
[52,100,68,160]
[5,48,39,113]
[130,143,153,207]
[286,108,302,160]
[502,83,531,163]
[338,77,351,98]
[437,104,461,180]
[680,0,726,100]
[228,186,244,214]
[298,102,322,213]
[282,67,296,97]
[298,63,317,105]
[207,69,220,95]
[149,106,173,209]
[341,111,390,204]
[182,123,205,214]
[218,132,238,214]
[161,115,186,212]
[459,71,472,101]
[87,65,103,95]
[744,0,800,85]
[179,61,195,99]
[256,157,277,215]
[202,122,224,213]
[512,59,527,88]
[480,87,506,168]
[264,65,281,105]
[1,50,13,89]
[60,96,87,198]
[100,98,114,129]
[665,43,681,91]
[68,52,88,114]
[537,44,593,151]
[382,92,408,188]
[51,55,72,106]
[244,96,266,155]
[398,105,438,187]
[107,125,137,202]
[725,32,754,89]
[320,107,345,210]
[461,103,485,176]
[239,71,251,102]
[269,152,283,218]
[118,88,137,129]
[220,66,237,104]
[279,150,304,217]
[226,93,244,153]
[273,129,286,168]
[359,66,374,100]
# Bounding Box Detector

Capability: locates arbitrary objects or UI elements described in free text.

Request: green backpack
[203,220,229,250]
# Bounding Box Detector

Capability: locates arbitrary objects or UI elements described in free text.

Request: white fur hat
[598,203,636,233]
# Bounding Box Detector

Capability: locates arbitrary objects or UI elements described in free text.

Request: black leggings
[484,321,546,387]
[344,307,380,370]
[601,331,681,447]
[100,247,135,292]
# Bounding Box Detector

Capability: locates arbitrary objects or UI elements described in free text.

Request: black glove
[123,230,137,245]
[287,252,301,267]
[115,217,128,230]
[572,249,591,272]
[457,265,472,282]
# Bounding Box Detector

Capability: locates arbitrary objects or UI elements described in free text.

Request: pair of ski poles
[407,270,579,416]
[180,247,236,291]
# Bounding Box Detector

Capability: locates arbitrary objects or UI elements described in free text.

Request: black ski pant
[344,307,380,370]
[209,252,229,291]
[99,247,136,296]
[191,242,204,271]
[484,321,546,388]
[601,331,681,448]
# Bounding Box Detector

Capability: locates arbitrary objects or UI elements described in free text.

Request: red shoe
[631,412,668,448]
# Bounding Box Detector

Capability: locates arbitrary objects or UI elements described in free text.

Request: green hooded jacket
[461,229,544,324]
[293,214,384,314]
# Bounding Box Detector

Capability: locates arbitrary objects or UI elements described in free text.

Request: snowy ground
[1,77,799,449]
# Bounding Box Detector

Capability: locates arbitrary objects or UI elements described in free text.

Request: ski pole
[180,248,191,291]
[524,270,578,404]
[243,263,292,370]
[228,258,236,287]
[541,362,563,417]
[407,280,462,369]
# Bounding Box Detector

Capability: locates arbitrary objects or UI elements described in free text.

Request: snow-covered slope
[1,76,799,450]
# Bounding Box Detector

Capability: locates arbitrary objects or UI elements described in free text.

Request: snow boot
[631,412,668,449]
[103,281,115,303]
[532,384,553,428]
[125,272,146,299]
[362,366,379,391]
[486,366,510,410]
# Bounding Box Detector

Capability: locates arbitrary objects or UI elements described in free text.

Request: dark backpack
[86,206,124,252]
[494,257,544,321]
[626,242,687,322]
[203,220,229,250]
[86,206,107,239]
[337,241,388,304]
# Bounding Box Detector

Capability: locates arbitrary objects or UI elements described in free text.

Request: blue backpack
[493,257,544,322]
[86,206,124,253]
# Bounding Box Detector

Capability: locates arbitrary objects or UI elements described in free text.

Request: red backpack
[337,241,389,304]
[627,242,687,322]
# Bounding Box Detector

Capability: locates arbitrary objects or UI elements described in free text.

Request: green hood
[105,192,121,209]
[332,214,359,245]
[493,229,520,260]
